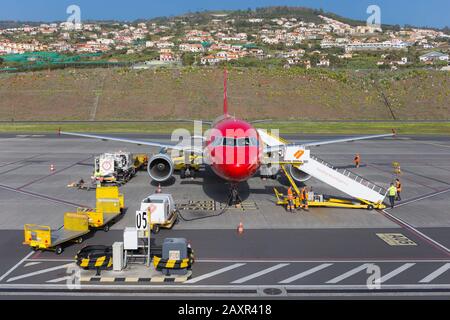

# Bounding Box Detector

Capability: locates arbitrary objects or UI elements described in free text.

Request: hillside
[0,67,449,121]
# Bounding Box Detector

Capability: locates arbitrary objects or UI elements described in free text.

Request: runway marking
[420,263,450,283]
[0,251,35,282]
[389,187,450,209]
[231,263,289,284]
[184,263,246,284]
[0,183,87,208]
[366,163,440,191]
[0,163,31,175]
[0,154,43,168]
[24,262,41,268]
[6,263,72,283]
[326,264,371,284]
[17,155,93,189]
[279,263,333,284]
[378,263,416,283]
[27,259,73,262]
[197,259,450,263]
[46,276,71,283]
[380,209,450,256]
[376,233,417,246]
[400,168,450,187]
[415,141,450,149]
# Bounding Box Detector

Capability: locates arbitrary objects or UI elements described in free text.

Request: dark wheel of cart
[55,246,63,255]
[103,224,110,232]
[152,225,160,234]
[367,204,374,211]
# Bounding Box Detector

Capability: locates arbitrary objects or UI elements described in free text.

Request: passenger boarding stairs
[299,155,388,204]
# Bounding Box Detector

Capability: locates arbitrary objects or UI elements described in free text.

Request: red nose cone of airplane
[207,117,262,182]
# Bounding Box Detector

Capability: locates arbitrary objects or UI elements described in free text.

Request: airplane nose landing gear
[228,183,242,207]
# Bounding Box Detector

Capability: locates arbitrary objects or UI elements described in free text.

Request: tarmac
[0,133,450,298]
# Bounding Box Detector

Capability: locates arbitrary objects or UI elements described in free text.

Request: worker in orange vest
[354,154,361,168]
[287,187,295,212]
[395,178,402,201]
[300,186,309,210]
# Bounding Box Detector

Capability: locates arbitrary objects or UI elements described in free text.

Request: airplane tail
[223,68,228,116]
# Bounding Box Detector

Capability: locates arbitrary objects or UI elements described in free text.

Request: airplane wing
[301,132,396,147]
[257,128,396,153]
[60,131,203,153]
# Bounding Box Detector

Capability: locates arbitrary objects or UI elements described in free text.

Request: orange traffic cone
[156,184,162,193]
[50,164,55,172]
[237,222,244,235]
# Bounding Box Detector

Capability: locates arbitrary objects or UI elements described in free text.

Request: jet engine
[147,154,174,182]
[289,165,311,182]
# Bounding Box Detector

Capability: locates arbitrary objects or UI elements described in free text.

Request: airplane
[60,69,395,205]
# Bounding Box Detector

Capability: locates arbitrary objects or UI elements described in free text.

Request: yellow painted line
[150,277,165,283]
[174,277,188,283]
[100,277,115,282]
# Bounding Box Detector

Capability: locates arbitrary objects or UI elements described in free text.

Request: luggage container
[23,213,90,255]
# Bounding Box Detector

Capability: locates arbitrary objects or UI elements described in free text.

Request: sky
[1,0,449,28]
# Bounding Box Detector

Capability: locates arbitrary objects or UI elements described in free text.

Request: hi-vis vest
[287,188,294,200]
[389,186,397,196]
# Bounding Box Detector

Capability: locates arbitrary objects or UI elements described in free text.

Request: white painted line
[378,263,415,283]
[4,283,450,290]
[6,263,72,283]
[381,209,450,253]
[197,259,450,263]
[327,264,371,284]
[420,263,450,283]
[391,188,450,209]
[26,259,73,262]
[0,251,34,282]
[185,263,246,284]
[231,263,289,284]
[417,141,450,149]
[46,276,71,283]
[24,262,41,268]
[279,263,333,284]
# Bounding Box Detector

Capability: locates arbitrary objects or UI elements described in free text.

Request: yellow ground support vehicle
[133,154,149,171]
[93,152,149,187]
[172,153,202,179]
[173,154,201,171]
[23,213,90,255]
[96,186,124,212]
[274,164,386,210]
[77,186,125,232]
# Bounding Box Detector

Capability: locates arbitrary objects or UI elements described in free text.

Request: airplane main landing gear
[227,183,242,207]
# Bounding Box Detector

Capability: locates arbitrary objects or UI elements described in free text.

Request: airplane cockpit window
[224,137,235,147]
[236,137,258,147]
[210,136,223,147]
[236,137,250,147]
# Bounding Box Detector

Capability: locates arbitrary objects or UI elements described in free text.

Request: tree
[0,57,3,65]
[182,52,196,66]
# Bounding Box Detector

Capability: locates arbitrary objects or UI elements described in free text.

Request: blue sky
[1,0,449,28]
